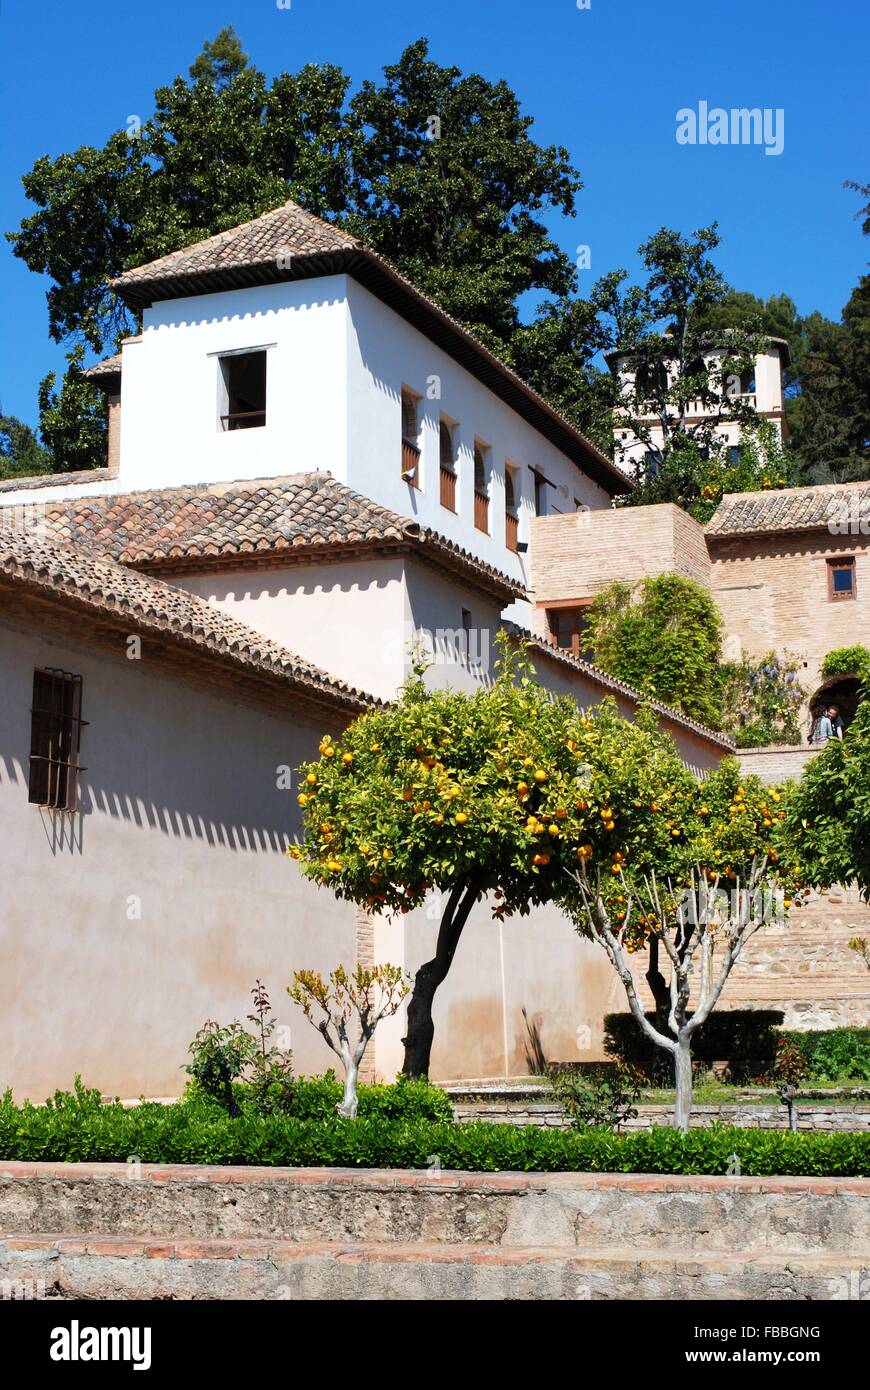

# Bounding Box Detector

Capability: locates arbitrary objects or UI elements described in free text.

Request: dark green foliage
[780,1028,870,1083]
[821,646,870,684]
[584,574,723,728]
[547,1064,640,1129]
[604,1011,786,1083]
[0,412,50,479]
[787,695,870,896]
[37,347,107,473]
[0,1085,867,1175]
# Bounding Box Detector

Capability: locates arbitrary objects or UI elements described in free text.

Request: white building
[607,336,790,477]
[0,200,731,1099]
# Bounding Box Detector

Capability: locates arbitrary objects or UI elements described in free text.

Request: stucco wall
[0,618,359,1101]
[176,557,410,703]
[120,278,350,492]
[344,278,613,590]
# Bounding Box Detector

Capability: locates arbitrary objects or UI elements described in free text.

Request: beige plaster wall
[0,619,359,1101]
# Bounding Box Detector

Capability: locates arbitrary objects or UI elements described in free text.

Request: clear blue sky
[2,0,868,428]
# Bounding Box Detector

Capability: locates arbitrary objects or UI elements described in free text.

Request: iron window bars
[28,669,87,811]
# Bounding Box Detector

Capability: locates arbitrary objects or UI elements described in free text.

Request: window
[505,466,519,552]
[401,388,421,487]
[439,419,457,511]
[533,471,548,517]
[727,445,741,467]
[547,607,591,660]
[473,441,490,533]
[28,669,86,810]
[828,557,856,601]
[220,351,267,430]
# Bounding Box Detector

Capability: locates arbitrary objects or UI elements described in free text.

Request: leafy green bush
[821,647,870,684]
[604,1011,785,1083]
[548,1065,640,1129]
[780,1028,870,1082]
[719,651,806,748]
[185,983,294,1118]
[0,1086,867,1175]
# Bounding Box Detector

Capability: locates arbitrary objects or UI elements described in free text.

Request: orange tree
[560,742,806,1128]
[290,638,603,1076]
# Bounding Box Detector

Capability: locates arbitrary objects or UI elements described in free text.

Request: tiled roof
[112,201,359,292]
[42,472,525,601]
[109,199,628,497]
[707,483,870,538]
[0,531,374,713]
[82,352,123,381]
[503,621,736,750]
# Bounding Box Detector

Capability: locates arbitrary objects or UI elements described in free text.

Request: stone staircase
[1,1162,868,1300]
[630,887,870,1029]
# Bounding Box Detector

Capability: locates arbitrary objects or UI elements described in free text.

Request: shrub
[780,1028,870,1083]
[772,1036,811,1086]
[0,1087,867,1176]
[604,1011,785,1083]
[719,651,806,748]
[548,1064,640,1129]
[185,982,294,1118]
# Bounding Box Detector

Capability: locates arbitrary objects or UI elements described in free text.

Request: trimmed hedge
[604,1011,785,1082]
[1,1087,868,1176]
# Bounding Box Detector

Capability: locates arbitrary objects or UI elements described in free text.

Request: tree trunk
[337,1054,360,1119]
[645,935,671,1034]
[673,1036,693,1133]
[401,878,481,1079]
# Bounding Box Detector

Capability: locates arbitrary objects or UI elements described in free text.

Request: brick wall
[710,528,870,720]
[530,503,710,606]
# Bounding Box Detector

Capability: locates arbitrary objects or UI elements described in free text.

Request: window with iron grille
[28,669,87,811]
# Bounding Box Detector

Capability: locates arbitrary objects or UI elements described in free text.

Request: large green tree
[0,411,49,480]
[10,30,613,453]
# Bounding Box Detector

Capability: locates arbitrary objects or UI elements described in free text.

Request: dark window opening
[220,351,267,430]
[828,557,856,601]
[401,388,420,486]
[547,608,591,660]
[28,669,87,811]
[533,472,548,517]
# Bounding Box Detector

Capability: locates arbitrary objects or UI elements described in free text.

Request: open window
[219,351,267,431]
[473,441,490,533]
[546,605,592,661]
[439,418,457,511]
[28,669,87,811]
[505,464,519,552]
[401,387,421,487]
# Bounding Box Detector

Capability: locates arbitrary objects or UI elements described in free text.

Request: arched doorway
[809,674,862,739]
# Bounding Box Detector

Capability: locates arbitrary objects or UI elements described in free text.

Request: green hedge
[604,1011,785,1082]
[1,1086,868,1175]
[782,1028,870,1082]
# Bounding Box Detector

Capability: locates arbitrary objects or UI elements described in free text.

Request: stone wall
[1,1163,867,1300]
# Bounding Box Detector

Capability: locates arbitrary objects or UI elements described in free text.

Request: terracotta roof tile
[112,201,359,292]
[707,483,870,538]
[42,472,525,601]
[0,531,374,713]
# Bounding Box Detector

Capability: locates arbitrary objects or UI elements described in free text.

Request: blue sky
[2,0,868,427]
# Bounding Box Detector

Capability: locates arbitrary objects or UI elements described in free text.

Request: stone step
[2,1164,868,1255]
[1,1232,866,1300]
